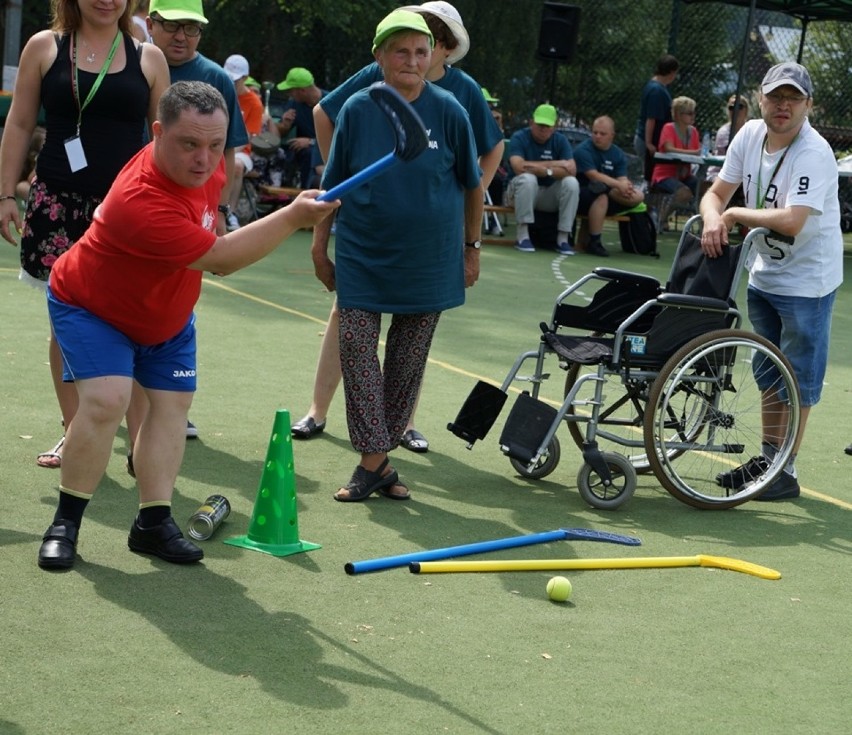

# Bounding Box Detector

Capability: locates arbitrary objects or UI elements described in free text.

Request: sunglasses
[151,16,203,37]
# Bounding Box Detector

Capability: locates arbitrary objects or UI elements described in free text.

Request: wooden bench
[482,204,629,249]
[258,184,304,199]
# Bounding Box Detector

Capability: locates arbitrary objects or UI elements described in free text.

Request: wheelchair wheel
[564,362,656,474]
[644,329,800,509]
[576,452,636,510]
[510,435,561,479]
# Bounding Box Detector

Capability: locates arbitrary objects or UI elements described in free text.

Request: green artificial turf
[1,223,850,734]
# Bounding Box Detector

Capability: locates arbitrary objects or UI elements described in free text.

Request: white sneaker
[226,213,241,231]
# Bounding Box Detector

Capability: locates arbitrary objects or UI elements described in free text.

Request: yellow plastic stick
[409,555,780,580]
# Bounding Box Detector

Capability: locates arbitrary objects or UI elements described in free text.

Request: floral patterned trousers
[338,308,441,454]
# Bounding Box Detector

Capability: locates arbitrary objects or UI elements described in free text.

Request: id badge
[64,135,88,172]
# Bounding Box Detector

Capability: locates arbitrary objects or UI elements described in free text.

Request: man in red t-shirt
[38,81,338,571]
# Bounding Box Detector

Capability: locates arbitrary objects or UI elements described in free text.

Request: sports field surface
[2,223,850,734]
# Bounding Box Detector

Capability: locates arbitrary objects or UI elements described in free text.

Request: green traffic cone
[224,409,321,557]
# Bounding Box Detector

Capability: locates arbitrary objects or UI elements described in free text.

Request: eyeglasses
[151,16,203,37]
[765,92,807,105]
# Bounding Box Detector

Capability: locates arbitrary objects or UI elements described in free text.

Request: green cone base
[225,409,320,557]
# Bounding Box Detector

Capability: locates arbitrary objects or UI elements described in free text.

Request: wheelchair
[448,215,801,510]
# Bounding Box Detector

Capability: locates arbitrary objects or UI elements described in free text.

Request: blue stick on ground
[344,528,641,575]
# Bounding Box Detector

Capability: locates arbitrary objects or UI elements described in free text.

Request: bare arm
[511,156,575,178]
[190,191,338,275]
[644,118,657,155]
[478,140,504,189]
[310,213,335,291]
[0,31,54,244]
[312,104,334,163]
[463,186,483,287]
[139,42,170,138]
[699,178,741,255]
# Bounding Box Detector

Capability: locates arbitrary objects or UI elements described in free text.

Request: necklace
[80,38,100,64]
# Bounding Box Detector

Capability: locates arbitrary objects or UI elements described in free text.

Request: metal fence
[5,0,851,156]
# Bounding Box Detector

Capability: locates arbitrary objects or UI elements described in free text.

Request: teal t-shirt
[321,62,502,158]
[573,138,628,187]
[168,53,248,150]
[323,83,480,313]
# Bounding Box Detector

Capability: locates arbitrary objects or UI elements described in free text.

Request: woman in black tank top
[0,0,169,467]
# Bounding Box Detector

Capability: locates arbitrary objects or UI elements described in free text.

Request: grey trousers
[507,173,580,233]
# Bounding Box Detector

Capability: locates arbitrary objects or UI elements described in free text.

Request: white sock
[517,224,530,241]
[557,231,570,246]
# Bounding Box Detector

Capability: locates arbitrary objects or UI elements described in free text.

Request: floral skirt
[19,178,103,283]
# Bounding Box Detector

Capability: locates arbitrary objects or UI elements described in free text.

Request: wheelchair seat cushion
[543,333,614,365]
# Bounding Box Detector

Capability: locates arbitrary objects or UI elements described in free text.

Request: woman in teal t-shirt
[311,10,482,502]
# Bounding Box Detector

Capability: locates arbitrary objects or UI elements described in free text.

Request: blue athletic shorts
[47,288,197,392]
[747,285,836,407]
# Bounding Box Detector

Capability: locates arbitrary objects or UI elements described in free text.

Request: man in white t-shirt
[700,62,842,500]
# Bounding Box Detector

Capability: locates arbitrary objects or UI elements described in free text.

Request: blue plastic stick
[316,152,396,202]
[345,529,568,575]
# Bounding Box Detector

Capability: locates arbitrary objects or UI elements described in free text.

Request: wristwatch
[465,240,481,250]
[217,204,231,216]
[545,167,553,177]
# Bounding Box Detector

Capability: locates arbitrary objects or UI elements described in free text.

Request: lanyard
[756,132,798,209]
[71,31,122,136]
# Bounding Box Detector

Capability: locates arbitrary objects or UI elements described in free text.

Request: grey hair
[158,81,228,127]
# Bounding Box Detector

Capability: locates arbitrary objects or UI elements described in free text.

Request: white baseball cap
[399,1,470,65]
[224,54,250,82]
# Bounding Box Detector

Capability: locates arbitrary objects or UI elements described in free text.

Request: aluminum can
[187,494,231,541]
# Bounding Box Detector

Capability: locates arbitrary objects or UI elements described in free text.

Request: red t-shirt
[50,144,223,345]
[652,123,700,185]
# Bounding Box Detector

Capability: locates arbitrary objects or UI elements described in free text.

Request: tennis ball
[546,576,572,602]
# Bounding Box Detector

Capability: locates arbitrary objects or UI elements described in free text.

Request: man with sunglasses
[700,62,842,501]
[147,0,248,237]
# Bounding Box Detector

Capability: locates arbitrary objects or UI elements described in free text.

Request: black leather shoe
[128,516,203,563]
[38,519,78,570]
[291,415,326,439]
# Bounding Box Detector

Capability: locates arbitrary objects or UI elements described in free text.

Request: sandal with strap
[334,458,398,502]
[37,436,65,469]
[378,478,411,500]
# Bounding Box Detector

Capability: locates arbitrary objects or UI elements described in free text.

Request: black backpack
[619,207,658,258]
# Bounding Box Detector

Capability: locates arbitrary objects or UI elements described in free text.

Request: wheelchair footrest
[499,392,558,464]
[542,333,614,365]
[447,380,508,444]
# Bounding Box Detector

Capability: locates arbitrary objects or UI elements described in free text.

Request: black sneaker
[185,420,199,439]
[587,241,610,257]
[716,455,769,489]
[38,519,78,570]
[128,516,203,563]
[753,472,800,501]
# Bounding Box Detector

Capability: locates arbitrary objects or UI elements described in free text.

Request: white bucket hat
[399,1,470,65]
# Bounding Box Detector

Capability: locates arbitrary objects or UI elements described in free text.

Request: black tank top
[36,32,150,196]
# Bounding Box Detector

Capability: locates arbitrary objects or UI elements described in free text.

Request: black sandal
[334,458,398,502]
[378,479,411,500]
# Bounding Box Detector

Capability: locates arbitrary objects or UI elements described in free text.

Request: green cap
[245,76,261,89]
[481,87,499,104]
[372,9,434,54]
[149,0,208,24]
[533,103,557,126]
[276,67,314,91]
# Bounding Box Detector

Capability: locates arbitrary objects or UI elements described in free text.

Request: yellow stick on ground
[409,555,781,580]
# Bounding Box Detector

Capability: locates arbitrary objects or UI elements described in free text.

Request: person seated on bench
[506,103,579,254]
[650,96,701,225]
[574,115,644,257]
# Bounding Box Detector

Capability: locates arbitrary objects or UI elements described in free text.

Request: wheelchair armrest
[656,293,731,311]
[592,267,661,291]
